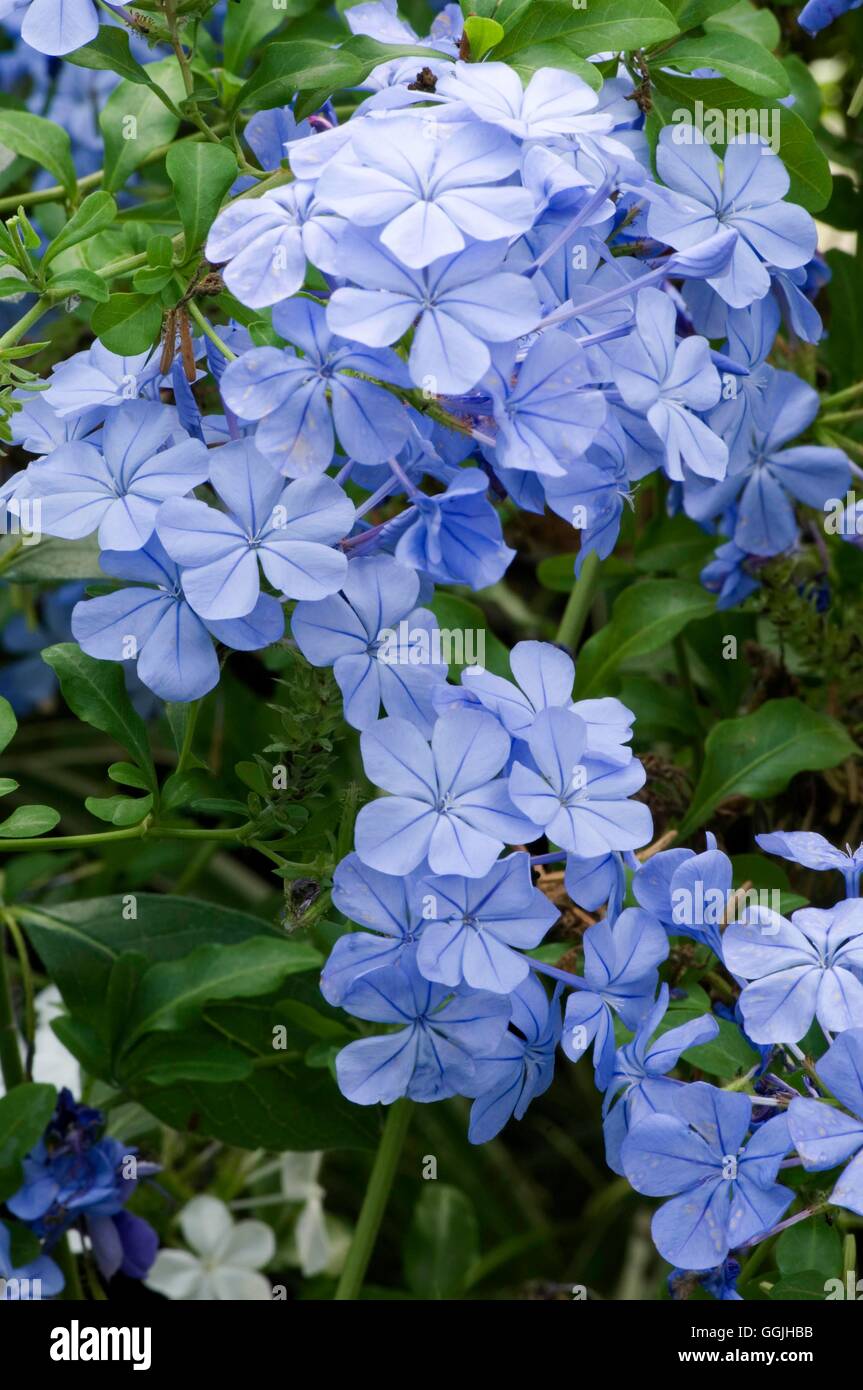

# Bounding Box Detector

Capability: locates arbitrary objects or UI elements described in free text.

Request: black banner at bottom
[8,1295,857,1376]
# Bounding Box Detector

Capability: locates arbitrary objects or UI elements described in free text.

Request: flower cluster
[3,1088,158,1296]
[0,0,858,1305]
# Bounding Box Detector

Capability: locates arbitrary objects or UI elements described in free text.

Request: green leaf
[660,33,789,98]
[705,0,781,49]
[776,1219,842,1282]
[41,644,156,793]
[464,16,504,57]
[7,1222,41,1268]
[495,0,679,60]
[67,26,157,86]
[0,779,19,797]
[0,111,76,199]
[825,251,863,389]
[235,37,444,113]
[429,593,511,678]
[0,805,61,838]
[146,234,174,268]
[18,896,376,1151]
[634,512,717,576]
[132,265,175,294]
[651,71,832,211]
[43,191,117,267]
[166,142,239,255]
[679,699,859,835]
[509,42,602,87]
[90,292,162,356]
[46,269,109,304]
[119,1031,254,1086]
[123,937,322,1046]
[664,0,739,31]
[0,535,102,582]
[0,696,16,756]
[403,1186,480,1299]
[224,0,308,71]
[0,1084,57,1202]
[84,793,153,827]
[768,1271,830,1300]
[108,762,152,791]
[137,989,378,1151]
[573,579,715,697]
[99,58,186,192]
[682,1017,759,1077]
[781,54,823,130]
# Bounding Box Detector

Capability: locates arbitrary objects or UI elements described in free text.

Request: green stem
[0,295,53,352]
[820,407,863,426]
[0,538,25,579]
[0,822,255,853]
[2,912,34,1078]
[186,301,237,360]
[821,379,863,410]
[334,1099,412,1300]
[0,920,24,1090]
[176,698,202,775]
[555,549,600,650]
[55,1237,85,1301]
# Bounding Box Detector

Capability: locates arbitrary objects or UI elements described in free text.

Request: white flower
[0,986,79,1097]
[281,1153,330,1277]
[146,1196,275,1301]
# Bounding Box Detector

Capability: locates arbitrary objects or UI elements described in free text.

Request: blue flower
[321,853,429,1005]
[722,899,863,1044]
[354,709,541,877]
[457,637,636,766]
[706,298,780,465]
[328,230,541,394]
[30,400,209,551]
[0,582,85,714]
[71,538,284,702]
[464,975,562,1143]
[291,554,446,734]
[632,832,733,957]
[394,468,515,590]
[220,298,412,475]
[488,331,607,478]
[609,287,727,481]
[42,339,166,423]
[334,955,511,1104]
[683,370,850,557]
[206,183,344,308]
[700,539,760,610]
[0,1221,63,1299]
[565,850,631,921]
[648,130,817,309]
[799,0,862,34]
[621,1082,791,1269]
[156,439,354,620]
[788,1028,863,1215]
[437,62,613,143]
[668,1257,742,1301]
[560,908,668,1087]
[7,1088,159,1282]
[602,984,719,1174]
[315,114,534,268]
[756,829,863,897]
[6,0,98,55]
[509,707,653,857]
[416,851,560,993]
[543,420,632,574]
